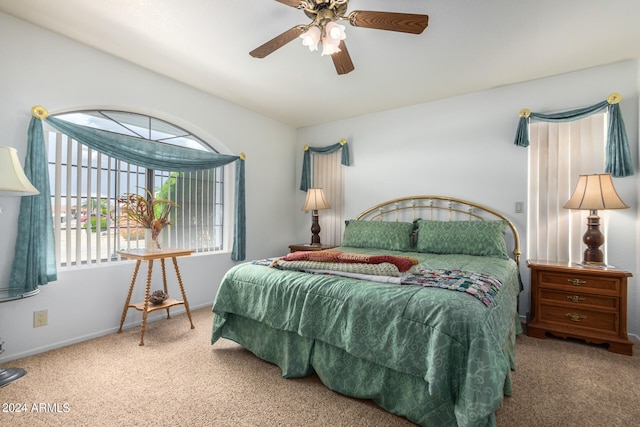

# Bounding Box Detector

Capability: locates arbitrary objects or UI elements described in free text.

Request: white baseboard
[1,303,212,363]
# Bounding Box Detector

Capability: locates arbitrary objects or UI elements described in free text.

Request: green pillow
[416,220,509,259]
[342,220,414,251]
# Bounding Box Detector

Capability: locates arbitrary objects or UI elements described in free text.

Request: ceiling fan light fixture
[325,21,346,43]
[300,26,321,51]
[321,40,341,56]
[251,1,429,75]
[320,21,345,56]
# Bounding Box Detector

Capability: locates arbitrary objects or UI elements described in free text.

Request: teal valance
[513,93,633,177]
[300,139,350,191]
[45,116,241,171]
[10,107,246,295]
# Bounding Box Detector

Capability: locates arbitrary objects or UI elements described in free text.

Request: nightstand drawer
[539,289,618,310]
[539,303,618,334]
[539,271,620,292]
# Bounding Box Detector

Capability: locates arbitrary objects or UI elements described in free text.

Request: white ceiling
[2,0,640,128]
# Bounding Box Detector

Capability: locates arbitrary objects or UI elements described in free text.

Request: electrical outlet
[34,310,48,327]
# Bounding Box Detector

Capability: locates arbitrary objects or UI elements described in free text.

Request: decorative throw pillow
[342,220,414,251]
[415,220,509,259]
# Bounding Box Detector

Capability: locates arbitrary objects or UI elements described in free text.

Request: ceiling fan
[250,0,429,75]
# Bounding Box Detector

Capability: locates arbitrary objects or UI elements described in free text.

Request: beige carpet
[1,307,639,426]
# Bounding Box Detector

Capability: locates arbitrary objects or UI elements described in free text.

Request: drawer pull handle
[567,278,586,286]
[567,295,585,303]
[566,313,587,322]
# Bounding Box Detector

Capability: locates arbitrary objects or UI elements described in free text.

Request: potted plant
[118,189,178,251]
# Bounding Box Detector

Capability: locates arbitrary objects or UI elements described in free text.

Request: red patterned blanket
[276,250,419,273]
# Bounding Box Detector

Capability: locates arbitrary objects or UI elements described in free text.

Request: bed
[211,196,522,427]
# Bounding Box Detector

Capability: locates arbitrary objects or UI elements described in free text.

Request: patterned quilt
[401,268,503,307]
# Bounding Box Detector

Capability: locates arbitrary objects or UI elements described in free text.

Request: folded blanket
[400,268,503,307]
[296,269,403,284]
[274,260,411,277]
[277,250,419,273]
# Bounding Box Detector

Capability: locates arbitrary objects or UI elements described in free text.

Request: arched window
[46,110,226,267]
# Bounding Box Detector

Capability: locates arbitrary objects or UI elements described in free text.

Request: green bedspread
[211,247,520,427]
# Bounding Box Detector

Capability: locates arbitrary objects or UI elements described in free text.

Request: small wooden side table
[288,243,337,253]
[118,248,195,346]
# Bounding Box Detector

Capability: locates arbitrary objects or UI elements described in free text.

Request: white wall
[296,60,640,341]
[0,12,298,361]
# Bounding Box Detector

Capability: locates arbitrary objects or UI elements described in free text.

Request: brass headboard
[355,195,521,266]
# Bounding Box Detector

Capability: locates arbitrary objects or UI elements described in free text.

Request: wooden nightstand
[527,260,633,355]
[288,243,337,253]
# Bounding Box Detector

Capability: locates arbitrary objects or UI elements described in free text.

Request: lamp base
[582,210,605,266]
[309,210,322,246]
[0,367,26,387]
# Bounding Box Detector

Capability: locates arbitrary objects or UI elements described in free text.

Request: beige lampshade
[0,146,39,195]
[302,188,330,211]
[564,174,628,210]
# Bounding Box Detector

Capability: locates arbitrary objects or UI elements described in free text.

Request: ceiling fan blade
[274,0,305,7]
[331,41,355,75]
[348,11,429,34]
[250,26,305,58]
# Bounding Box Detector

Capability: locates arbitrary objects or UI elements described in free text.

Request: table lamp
[563,173,628,266]
[0,146,39,195]
[301,188,330,246]
[0,145,39,387]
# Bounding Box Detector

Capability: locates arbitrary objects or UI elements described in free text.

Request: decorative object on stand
[149,290,169,305]
[302,188,331,246]
[250,0,429,75]
[118,189,178,252]
[0,145,40,387]
[144,228,162,252]
[563,173,629,266]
